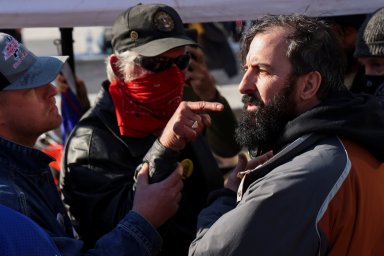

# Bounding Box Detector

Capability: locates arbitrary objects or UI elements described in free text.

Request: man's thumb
[136,163,149,187]
[234,153,248,173]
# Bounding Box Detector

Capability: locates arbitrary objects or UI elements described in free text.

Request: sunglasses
[134,54,191,73]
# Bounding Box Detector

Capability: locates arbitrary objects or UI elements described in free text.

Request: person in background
[353,7,384,107]
[324,14,366,90]
[183,27,241,168]
[56,73,91,113]
[60,3,226,255]
[0,32,185,255]
[187,22,239,79]
[135,14,384,255]
[184,45,241,172]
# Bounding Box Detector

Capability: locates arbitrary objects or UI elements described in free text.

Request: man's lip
[244,103,258,111]
[50,104,59,114]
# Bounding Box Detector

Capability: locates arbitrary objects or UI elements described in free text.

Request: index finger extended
[184,101,224,113]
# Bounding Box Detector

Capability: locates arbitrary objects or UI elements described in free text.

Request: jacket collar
[0,136,53,173]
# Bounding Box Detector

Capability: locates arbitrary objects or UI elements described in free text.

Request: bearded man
[188,14,384,255]
[142,14,384,255]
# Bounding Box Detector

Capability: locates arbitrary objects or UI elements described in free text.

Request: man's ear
[298,71,322,100]
[109,54,124,81]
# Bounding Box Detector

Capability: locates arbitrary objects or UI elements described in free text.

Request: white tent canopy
[0,0,382,28]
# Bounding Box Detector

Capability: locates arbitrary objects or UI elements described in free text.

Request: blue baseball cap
[0,32,68,90]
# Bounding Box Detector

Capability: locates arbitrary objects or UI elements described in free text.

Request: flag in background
[59,62,83,143]
[60,87,83,143]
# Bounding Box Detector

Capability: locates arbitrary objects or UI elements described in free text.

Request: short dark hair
[240,14,346,100]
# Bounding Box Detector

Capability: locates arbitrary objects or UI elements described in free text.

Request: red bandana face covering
[109,66,185,137]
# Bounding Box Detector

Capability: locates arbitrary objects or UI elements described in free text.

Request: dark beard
[235,82,296,151]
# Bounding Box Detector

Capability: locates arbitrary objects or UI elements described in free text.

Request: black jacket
[60,81,223,255]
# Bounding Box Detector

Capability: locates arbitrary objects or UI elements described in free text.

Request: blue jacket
[0,204,61,256]
[0,136,162,256]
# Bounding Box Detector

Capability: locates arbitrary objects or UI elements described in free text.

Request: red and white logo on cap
[2,35,20,61]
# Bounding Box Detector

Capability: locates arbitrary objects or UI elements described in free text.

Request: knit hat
[111,3,196,56]
[0,33,68,90]
[354,8,384,57]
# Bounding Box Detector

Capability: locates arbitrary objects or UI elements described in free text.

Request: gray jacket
[189,92,384,255]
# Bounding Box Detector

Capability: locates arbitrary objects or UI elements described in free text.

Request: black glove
[135,139,180,184]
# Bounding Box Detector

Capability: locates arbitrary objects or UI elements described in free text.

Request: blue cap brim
[3,56,68,90]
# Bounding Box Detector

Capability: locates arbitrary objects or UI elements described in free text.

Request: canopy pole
[59,27,76,75]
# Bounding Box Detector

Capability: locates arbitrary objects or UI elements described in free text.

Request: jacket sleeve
[189,150,340,256]
[61,124,138,248]
[188,189,237,255]
[139,139,179,183]
[53,211,162,256]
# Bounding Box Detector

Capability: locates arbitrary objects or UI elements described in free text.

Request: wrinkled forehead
[246,27,292,65]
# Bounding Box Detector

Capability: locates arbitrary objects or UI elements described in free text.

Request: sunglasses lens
[135,54,191,73]
[137,57,172,73]
[175,54,191,70]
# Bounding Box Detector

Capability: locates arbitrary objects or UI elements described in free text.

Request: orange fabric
[42,143,63,172]
[318,139,384,255]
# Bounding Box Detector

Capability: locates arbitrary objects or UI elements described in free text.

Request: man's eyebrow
[257,63,272,69]
[248,62,274,72]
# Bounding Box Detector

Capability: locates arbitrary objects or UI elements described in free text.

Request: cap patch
[153,11,175,32]
[130,31,139,41]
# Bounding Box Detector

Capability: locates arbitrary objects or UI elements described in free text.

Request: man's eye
[258,68,269,75]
